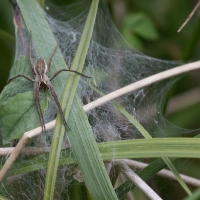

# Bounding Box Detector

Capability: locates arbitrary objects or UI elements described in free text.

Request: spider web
[0,0,197,199]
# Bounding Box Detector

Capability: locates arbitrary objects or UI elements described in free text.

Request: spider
[8,34,90,132]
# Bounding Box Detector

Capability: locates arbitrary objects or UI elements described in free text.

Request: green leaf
[0,56,48,144]
[125,13,159,40]
[0,56,32,105]
[0,92,48,144]
[121,13,159,48]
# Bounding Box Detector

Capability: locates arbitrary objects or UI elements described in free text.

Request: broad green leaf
[0,92,47,144]
[0,56,32,105]
[0,56,48,144]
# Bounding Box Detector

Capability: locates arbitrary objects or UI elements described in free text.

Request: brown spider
[8,34,90,132]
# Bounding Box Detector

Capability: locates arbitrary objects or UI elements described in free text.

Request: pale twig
[1,60,200,181]
[0,126,44,181]
[114,161,162,200]
[122,159,200,187]
[178,0,200,32]
[0,122,56,181]
[0,147,50,156]
[84,60,200,112]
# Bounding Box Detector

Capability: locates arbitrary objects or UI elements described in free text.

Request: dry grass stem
[0,121,57,181]
[178,0,200,32]
[114,161,162,200]
[0,126,43,181]
[84,61,200,112]
[0,147,50,156]
[122,159,200,187]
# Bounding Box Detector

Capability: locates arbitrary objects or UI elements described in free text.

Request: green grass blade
[43,0,118,199]
[115,103,152,139]
[98,138,200,159]
[162,157,192,196]
[183,187,200,200]
[4,138,200,178]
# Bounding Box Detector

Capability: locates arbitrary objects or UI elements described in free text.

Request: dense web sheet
[44,0,191,140]
[0,0,197,199]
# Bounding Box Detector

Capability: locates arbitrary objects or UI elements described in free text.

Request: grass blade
[4,138,200,178]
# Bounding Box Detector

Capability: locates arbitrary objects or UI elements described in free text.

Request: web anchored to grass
[0,0,200,200]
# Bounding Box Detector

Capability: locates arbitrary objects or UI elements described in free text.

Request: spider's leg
[50,69,91,81]
[46,80,70,131]
[8,74,34,83]
[47,43,59,75]
[34,81,46,133]
[28,32,35,75]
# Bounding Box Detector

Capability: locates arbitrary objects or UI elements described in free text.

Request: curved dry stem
[84,60,200,112]
[122,159,200,187]
[1,60,200,182]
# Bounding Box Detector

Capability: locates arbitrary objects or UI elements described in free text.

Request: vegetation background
[0,0,200,199]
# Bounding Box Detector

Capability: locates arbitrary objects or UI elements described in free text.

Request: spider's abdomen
[34,58,47,75]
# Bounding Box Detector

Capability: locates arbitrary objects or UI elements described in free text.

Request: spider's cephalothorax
[8,34,90,133]
[34,58,48,86]
[34,58,48,76]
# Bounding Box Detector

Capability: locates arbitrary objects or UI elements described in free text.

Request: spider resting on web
[8,34,90,132]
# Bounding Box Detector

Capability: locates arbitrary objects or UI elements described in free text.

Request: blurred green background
[0,0,200,128]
